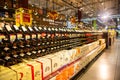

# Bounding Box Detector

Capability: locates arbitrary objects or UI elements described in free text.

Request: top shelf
[0,6,15,13]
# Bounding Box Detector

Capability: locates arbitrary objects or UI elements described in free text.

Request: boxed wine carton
[0,66,17,80]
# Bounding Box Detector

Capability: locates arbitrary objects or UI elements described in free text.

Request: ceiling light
[102,14,109,19]
[117,18,119,21]
[101,2,104,5]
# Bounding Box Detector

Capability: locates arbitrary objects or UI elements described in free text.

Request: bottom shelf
[48,43,106,80]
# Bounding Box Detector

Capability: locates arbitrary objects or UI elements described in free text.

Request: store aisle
[76,39,120,80]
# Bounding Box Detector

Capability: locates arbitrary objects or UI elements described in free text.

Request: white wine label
[42,49,45,52]
[39,27,42,30]
[32,51,36,54]
[28,27,33,31]
[38,34,41,39]
[0,35,5,42]
[25,35,30,40]
[26,45,30,47]
[13,55,18,58]
[22,26,27,32]
[32,34,36,39]
[20,53,25,57]
[13,46,17,49]
[6,25,12,31]
[27,52,31,55]
[13,25,19,30]
[4,47,9,51]
[48,28,51,31]
[17,33,22,39]
[47,42,49,45]
[5,56,10,60]
[38,50,41,53]
[10,34,16,42]
[34,27,39,31]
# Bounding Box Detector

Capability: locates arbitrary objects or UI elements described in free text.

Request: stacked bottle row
[0,24,102,66]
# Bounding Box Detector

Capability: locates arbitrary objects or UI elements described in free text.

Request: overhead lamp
[117,18,119,21]
[101,2,104,5]
[101,13,110,19]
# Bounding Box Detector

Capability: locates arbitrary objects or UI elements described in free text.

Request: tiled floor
[76,39,120,80]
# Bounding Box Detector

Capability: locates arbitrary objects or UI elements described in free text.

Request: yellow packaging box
[0,66,17,80]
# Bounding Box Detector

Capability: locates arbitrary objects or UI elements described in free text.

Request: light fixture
[101,2,104,5]
[101,12,110,19]
[117,18,119,22]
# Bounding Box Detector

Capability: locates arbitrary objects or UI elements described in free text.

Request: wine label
[6,25,12,31]
[46,42,49,45]
[41,33,46,38]
[27,52,31,55]
[4,47,9,51]
[38,50,41,53]
[5,56,11,60]
[38,34,41,39]
[48,28,51,31]
[42,49,45,52]
[32,34,36,39]
[38,27,42,30]
[34,27,39,31]
[25,35,30,40]
[32,51,37,54]
[0,34,5,42]
[10,34,16,42]
[13,55,18,58]
[17,33,22,39]
[28,27,33,31]
[51,34,54,38]
[20,53,25,57]
[13,25,19,30]
[22,26,27,32]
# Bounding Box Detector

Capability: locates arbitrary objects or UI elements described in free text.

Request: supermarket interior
[0,0,120,80]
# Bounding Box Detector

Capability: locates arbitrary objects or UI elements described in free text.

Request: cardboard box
[10,62,32,80]
[36,57,51,78]
[26,61,42,80]
[43,54,61,72]
[0,66,17,80]
[68,49,78,61]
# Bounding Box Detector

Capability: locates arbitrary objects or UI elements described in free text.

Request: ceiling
[28,0,120,19]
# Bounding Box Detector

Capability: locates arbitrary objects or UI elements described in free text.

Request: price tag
[10,34,16,42]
